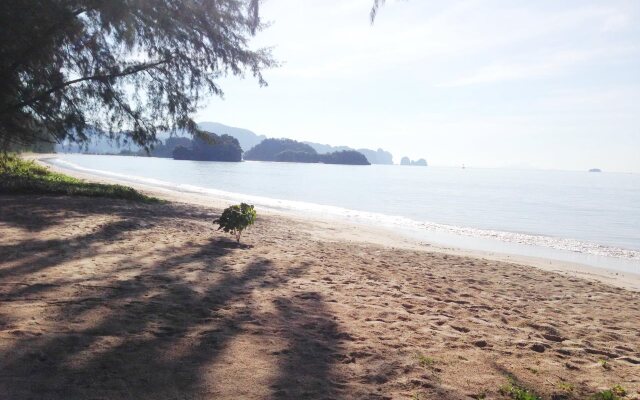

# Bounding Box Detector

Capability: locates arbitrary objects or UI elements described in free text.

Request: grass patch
[0,154,159,203]
[556,381,575,393]
[592,385,627,400]
[416,353,436,368]
[611,385,627,397]
[499,377,541,400]
[592,390,618,400]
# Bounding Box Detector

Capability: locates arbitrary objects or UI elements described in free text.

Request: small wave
[47,157,640,262]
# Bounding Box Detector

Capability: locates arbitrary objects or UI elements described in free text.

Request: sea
[46,154,640,274]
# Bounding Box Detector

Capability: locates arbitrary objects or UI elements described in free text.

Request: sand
[1,190,639,399]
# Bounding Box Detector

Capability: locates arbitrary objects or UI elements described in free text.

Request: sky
[195,0,640,172]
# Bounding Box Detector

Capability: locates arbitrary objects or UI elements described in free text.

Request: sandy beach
[1,159,639,399]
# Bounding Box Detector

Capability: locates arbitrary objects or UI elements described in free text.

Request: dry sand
[1,192,639,399]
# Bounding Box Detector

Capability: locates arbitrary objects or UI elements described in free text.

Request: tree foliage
[0,0,274,151]
[370,0,386,23]
[214,203,257,243]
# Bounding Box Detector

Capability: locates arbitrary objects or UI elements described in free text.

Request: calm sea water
[47,154,640,271]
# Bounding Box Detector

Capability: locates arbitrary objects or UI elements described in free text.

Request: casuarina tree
[0,0,274,151]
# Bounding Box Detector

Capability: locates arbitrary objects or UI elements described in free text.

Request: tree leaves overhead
[370,0,386,23]
[0,0,274,150]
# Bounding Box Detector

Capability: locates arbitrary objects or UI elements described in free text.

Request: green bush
[214,203,257,243]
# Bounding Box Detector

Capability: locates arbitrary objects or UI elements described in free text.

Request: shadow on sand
[0,195,345,399]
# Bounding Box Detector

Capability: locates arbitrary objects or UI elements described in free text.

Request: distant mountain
[245,138,317,162]
[400,156,428,166]
[171,133,242,162]
[55,128,141,154]
[245,138,370,165]
[197,122,266,153]
[149,137,192,158]
[196,124,393,165]
[54,122,395,166]
[55,122,265,155]
[356,148,394,165]
[305,142,393,165]
[320,150,370,165]
[304,142,351,154]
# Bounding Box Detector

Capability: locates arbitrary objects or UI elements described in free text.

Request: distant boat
[589,168,602,173]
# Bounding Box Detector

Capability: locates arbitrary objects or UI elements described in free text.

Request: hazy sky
[195,0,640,172]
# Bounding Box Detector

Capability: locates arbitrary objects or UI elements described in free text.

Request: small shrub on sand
[214,203,257,243]
[0,154,158,202]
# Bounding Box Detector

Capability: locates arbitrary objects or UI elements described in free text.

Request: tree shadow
[209,237,254,249]
[0,195,346,399]
[0,218,147,282]
[270,292,345,399]
[0,195,213,231]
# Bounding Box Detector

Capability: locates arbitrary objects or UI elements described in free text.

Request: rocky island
[400,156,428,166]
[149,132,243,162]
[244,138,370,165]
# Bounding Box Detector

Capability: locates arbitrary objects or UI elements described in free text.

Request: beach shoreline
[32,153,640,292]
